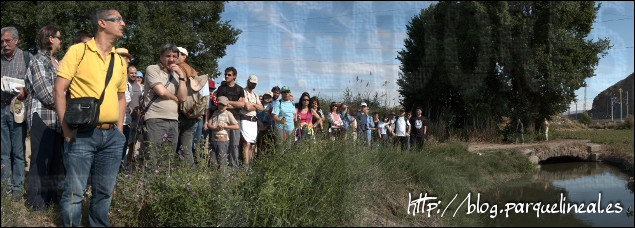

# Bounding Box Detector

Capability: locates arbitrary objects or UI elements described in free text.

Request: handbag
[64,53,115,130]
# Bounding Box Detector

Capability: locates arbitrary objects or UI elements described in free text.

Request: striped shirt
[1,48,32,102]
[25,49,60,131]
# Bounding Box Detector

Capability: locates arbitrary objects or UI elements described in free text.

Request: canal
[481,162,634,227]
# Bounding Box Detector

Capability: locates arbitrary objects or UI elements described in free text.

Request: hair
[35,25,60,51]
[330,102,339,112]
[90,7,117,34]
[225,67,237,77]
[72,31,92,44]
[271,86,280,92]
[127,64,136,71]
[309,96,320,110]
[298,94,311,109]
[160,43,179,56]
[1,27,19,40]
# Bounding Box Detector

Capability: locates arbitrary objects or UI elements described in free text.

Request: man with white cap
[357,102,374,146]
[175,46,203,166]
[240,75,262,165]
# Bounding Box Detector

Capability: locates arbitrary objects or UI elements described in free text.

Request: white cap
[248,75,258,84]
[360,102,367,107]
[10,97,25,123]
[177,47,188,56]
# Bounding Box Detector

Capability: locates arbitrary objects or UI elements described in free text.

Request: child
[207,96,240,168]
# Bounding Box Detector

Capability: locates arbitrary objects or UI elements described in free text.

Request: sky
[216,1,634,110]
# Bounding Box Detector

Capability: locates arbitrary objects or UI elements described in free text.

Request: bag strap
[23,50,30,70]
[140,73,174,115]
[97,53,115,106]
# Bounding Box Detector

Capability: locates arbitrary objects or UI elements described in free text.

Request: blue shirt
[256,104,273,134]
[272,99,295,131]
[357,113,374,135]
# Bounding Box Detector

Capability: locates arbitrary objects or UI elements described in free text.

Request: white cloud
[296,79,308,88]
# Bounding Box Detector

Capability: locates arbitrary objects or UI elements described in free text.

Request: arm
[224,123,240,130]
[227,97,245,109]
[311,109,323,127]
[54,76,72,141]
[117,92,125,133]
[28,59,56,108]
[244,102,264,112]
[152,84,179,101]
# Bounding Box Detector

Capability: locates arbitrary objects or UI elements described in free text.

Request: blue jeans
[60,127,125,227]
[1,103,26,194]
[192,118,204,153]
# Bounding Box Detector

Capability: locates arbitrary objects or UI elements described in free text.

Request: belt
[1,100,11,104]
[241,115,258,122]
[96,123,115,130]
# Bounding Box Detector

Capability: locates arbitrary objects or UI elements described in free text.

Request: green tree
[397,1,610,133]
[1,1,240,78]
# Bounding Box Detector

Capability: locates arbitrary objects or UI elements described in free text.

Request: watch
[179,77,185,81]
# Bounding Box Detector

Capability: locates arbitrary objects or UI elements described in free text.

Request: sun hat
[10,97,25,123]
[136,71,143,78]
[217,96,229,105]
[360,102,367,107]
[177,47,188,56]
[248,75,258,84]
[115,48,132,58]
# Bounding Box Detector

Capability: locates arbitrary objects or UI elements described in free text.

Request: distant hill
[590,73,634,119]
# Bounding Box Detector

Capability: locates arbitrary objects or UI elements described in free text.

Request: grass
[2,134,534,227]
[551,129,634,154]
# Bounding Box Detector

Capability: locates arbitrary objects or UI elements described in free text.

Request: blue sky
[216,1,634,110]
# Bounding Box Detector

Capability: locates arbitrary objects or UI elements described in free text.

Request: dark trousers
[121,125,130,170]
[25,112,63,210]
[394,136,408,150]
[411,135,425,150]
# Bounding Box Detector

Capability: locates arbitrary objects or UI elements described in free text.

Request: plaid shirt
[25,49,60,131]
[1,48,31,102]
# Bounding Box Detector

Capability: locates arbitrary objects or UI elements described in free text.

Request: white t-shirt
[240,88,261,117]
[395,116,410,136]
[378,121,388,135]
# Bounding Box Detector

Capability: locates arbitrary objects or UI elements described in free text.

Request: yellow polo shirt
[58,38,127,123]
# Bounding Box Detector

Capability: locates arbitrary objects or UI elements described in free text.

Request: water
[480,162,634,227]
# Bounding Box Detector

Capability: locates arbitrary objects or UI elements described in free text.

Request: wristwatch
[179,77,185,81]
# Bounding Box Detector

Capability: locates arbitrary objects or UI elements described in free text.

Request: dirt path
[467,139,590,152]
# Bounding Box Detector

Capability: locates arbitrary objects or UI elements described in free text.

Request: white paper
[2,76,25,94]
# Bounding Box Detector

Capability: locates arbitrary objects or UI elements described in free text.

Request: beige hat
[115,48,132,58]
[10,97,25,123]
[177,47,188,56]
[217,96,229,105]
[248,75,258,84]
[264,90,273,97]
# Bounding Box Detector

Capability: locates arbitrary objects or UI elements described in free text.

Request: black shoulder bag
[64,52,115,131]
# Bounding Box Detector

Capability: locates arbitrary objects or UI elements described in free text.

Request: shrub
[618,114,634,129]
[578,112,592,125]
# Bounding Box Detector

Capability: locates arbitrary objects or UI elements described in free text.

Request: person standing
[125,65,142,167]
[54,7,128,226]
[256,91,274,155]
[357,102,374,146]
[326,102,344,141]
[207,96,239,168]
[215,67,244,167]
[515,118,524,144]
[24,25,63,210]
[174,46,202,166]
[1,26,32,201]
[393,108,410,150]
[271,86,296,146]
[240,75,262,165]
[409,107,427,150]
[142,43,188,167]
[377,115,392,146]
[116,48,133,170]
[544,118,550,141]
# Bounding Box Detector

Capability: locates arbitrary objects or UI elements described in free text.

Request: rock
[587,144,602,153]
[529,155,540,164]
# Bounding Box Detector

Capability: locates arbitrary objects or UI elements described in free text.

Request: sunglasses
[51,35,62,40]
[103,16,124,23]
[302,99,309,102]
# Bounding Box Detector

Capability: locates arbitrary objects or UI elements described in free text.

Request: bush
[618,114,634,130]
[578,112,592,125]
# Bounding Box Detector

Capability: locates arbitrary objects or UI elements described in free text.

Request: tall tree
[1,1,241,78]
[397,1,610,133]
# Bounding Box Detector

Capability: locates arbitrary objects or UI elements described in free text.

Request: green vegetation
[2,135,534,227]
[397,1,611,132]
[1,1,240,78]
[552,129,634,154]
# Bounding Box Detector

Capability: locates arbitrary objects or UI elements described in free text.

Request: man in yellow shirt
[53,7,127,227]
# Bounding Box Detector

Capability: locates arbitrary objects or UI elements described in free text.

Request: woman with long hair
[295,94,320,141]
[326,101,344,141]
[309,96,324,134]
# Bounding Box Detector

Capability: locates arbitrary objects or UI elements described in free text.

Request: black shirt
[410,116,427,137]
[215,83,245,118]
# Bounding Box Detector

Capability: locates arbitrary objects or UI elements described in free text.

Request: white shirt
[378,121,388,135]
[395,116,410,136]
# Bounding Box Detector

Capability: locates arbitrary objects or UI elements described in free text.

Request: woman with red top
[295,94,320,141]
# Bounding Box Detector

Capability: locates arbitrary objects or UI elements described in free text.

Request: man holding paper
[1,26,32,201]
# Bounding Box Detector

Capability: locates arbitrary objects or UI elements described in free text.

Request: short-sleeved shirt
[215,83,244,118]
[57,39,127,123]
[240,88,260,117]
[378,121,388,135]
[410,116,427,137]
[143,64,180,121]
[272,99,295,131]
[209,110,237,141]
[394,116,410,137]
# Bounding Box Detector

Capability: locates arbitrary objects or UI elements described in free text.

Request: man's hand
[197,115,203,121]
[170,64,185,78]
[16,87,26,100]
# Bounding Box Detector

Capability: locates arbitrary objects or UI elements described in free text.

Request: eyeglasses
[103,16,124,23]
[51,35,62,40]
[302,99,309,102]
[1,38,15,44]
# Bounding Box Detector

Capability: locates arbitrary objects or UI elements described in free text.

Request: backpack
[179,74,209,119]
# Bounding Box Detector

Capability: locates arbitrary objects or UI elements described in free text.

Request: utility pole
[611,94,614,121]
[575,100,578,120]
[619,88,623,121]
[584,86,587,112]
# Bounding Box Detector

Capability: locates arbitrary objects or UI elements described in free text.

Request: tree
[1,1,241,78]
[397,1,610,133]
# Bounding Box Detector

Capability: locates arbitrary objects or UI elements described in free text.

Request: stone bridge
[468,139,604,165]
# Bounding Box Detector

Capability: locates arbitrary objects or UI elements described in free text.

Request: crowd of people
[1,7,429,227]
